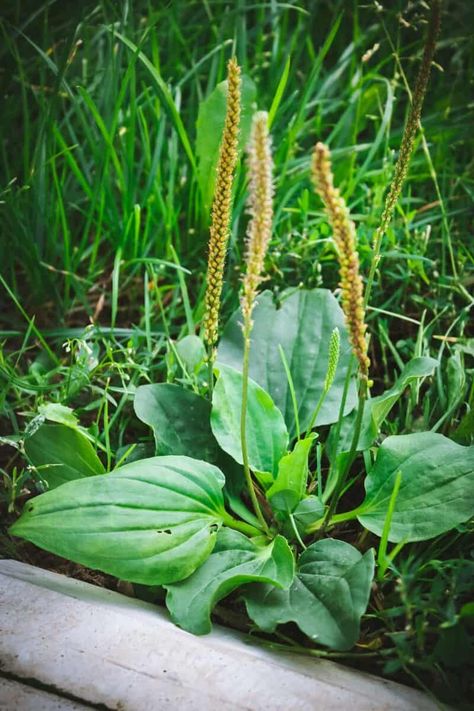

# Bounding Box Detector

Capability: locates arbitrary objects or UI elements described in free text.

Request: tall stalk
[311,142,370,527]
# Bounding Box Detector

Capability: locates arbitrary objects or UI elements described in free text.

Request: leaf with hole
[358,433,474,542]
[10,456,229,585]
[243,539,374,651]
[165,528,295,634]
[218,289,357,438]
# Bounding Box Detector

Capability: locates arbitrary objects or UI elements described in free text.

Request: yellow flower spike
[204,57,241,350]
[311,142,370,380]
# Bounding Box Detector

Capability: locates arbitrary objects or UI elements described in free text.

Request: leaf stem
[376,470,402,581]
[323,355,354,501]
[241,335,271,535]
[321,378,368,531]
[221,510,262,538]
[305,503,366,535]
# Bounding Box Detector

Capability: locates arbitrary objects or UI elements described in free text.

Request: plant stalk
[321,377,368,531]
[207,348,214,401]
[240,334,270,535]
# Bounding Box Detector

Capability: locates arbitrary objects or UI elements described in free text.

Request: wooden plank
[0,559,437,711]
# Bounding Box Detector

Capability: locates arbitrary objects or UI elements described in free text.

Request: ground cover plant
[1,0,473,707]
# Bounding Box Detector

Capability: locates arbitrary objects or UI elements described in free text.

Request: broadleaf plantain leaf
[165,528,295,634]
[11,455,228,585]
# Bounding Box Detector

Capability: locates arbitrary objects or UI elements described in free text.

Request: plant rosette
[10,288,473,652]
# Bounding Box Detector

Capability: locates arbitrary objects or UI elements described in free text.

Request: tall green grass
[1,1,472,314]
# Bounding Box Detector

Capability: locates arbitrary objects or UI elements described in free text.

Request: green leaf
[243,539,374,651]
[358,433,474,542]
[134,383,258,528]
[267,434,316,513]
[292,496,325,531]
[371,356,438,426]
[446,351,465,410]
[10,455,228,585]
[196,75,256,211]
[165,528,295,634]
[134,384,220,463]
[38,402,79,428]
[211,364,288,477]
[218,289,357,438]
[175,335,205,374]
[327,356,438,458]
[24,423,105,489]
[279,496,325,541]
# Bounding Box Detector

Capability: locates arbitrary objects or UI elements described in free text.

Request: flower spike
[311,142,370,379]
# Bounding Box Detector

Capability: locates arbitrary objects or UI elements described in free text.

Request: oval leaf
[165,528,295,635]
[218,289,357,438]
[24,423,105,489]
[243,539,374,651]
[211,363,288,476]
[10,456,228,585]
[358,433,474,542]
[134,384,220,463]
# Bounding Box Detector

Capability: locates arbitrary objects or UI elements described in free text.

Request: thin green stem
[377,470,402,581]
[323,356,354,502]
[321,378,368,531]
[278,344,300,439]
[207,347,214,401]
[306,502,367,535]
[289,513,307,550]
[305,390,326,438]
[241,334,270,535]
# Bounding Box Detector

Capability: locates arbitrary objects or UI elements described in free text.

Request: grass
[1,0,473,706]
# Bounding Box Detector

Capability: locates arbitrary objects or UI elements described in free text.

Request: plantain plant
[10,3,474,653]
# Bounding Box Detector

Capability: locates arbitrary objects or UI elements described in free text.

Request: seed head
[311,142,370,379]
[204,57,241,348]
[324,327,340,393]
[373,0,440,255]
[241,111,274,336]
